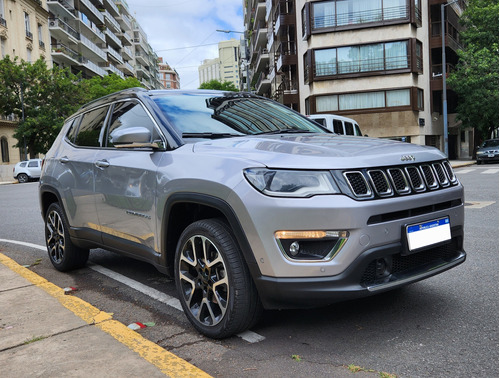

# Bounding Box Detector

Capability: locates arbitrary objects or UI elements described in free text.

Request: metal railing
[314,54,410,76]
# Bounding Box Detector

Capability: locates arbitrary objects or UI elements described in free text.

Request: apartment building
[244,0,468,157]
[0,0,51,175]
[158,57,180,89]
[198,39,241,89]
[47,0,162,88]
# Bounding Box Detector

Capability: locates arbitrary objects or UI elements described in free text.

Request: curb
[0,252,212,378]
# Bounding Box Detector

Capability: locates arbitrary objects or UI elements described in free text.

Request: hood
[191,134,446,169]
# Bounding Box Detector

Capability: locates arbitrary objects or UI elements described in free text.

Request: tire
[174,219,262,339]
[45,202,89,272]
[17,173,29,183]
[477,160,481,165]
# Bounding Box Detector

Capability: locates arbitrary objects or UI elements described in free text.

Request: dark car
[476,139,499,164]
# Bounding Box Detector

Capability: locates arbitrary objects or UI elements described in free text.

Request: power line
[156,42,219,52]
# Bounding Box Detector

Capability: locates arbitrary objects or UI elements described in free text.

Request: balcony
[121,45,133,60]
[255,48,269,72]
[39,40,46,49]
[101,9,121,34]
[79,58,107,76]
[118,61,134,75]
[106,45,123,64]
[135,51,148,66]
[26,30,33,40]
[47,0,76,21]
[430,20,462,51]
[52,43,80,65]
[251,21,267,52]
[116,13,132,31]
[275,41,297,73]
[79,34,107,61]
[0,16,6,28]
[103,0,120,17]
[49,18,80,43]
[99,61,125,78]
[104,28,123,49]
[74,11,106,42]
[78,0,104,23]
[256,70,271,93]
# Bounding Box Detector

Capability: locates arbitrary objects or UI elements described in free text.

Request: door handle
[60,156,69,164]
[95,160,110,169]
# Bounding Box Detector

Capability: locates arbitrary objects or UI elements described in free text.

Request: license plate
[406,217,451,251]
[488,154,494,158]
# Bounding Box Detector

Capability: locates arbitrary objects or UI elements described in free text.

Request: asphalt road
[0,163,498,377]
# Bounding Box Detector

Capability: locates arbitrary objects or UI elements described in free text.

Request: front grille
[337,160,459,200]
[360,238,460,286]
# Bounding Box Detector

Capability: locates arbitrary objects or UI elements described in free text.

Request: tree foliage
[199,79,239,92]
[0,57,144,157]
[82,73,143,101]
[0,56,87,157]
[447,0,499,141]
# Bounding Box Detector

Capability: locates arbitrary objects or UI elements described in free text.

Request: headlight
[244,168,340,197]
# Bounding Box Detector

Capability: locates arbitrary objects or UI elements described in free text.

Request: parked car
[308,114,364,136]
[476,138,499,164]
[39,88,466,338]
[13,158,42,183]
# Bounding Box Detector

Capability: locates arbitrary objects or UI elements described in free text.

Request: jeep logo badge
[401,155,416,162]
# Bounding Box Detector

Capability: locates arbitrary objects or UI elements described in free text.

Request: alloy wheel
[46,209,65,265]
[178,235,229,327]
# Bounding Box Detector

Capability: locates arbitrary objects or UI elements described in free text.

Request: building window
[314,87,419,113]
[311,0,409,31]
[313,40,410,78]
[1,136,9,163]
[24,12,33,39]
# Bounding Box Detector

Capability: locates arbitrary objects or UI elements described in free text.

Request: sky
[125,0,245,89]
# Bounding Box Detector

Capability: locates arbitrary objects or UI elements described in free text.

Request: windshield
[481,139,499,148]
[153,93,326,137]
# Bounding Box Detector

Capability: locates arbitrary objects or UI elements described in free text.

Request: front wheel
[174,219,261,339]
[45,202,89,271]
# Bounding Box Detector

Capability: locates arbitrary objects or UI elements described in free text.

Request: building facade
[158,57,180,89]
[0,0,51,178]
[244,0,468,157]
[199,39,241,89]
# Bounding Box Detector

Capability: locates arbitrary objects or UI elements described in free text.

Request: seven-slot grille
[341,160,458,199]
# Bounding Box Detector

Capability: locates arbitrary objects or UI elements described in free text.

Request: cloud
[125,0,244,89]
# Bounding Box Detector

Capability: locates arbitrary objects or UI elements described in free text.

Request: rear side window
[28,160,38,167]
[345,122,354,135]
[333,120,343,134]
[106,101,159,147]
[354,124,362,136]
[74,106,109,147]
[313,118,326,127]
[20,162,27,168]
[65,117,80,144]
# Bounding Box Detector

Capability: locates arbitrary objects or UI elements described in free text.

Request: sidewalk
[0,253,210,378]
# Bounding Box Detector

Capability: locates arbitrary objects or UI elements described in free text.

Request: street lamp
[441,0,459,157]
[216,29,250,92]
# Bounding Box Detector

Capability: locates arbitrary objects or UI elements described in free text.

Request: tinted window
[65,117,80,144]
[28,160,38,167]
[354,124,362,136]
[333,120,343,134]
[75,106,109,147]
[153,94,325,136]
[106,101,159,147]
[20,162,27,168]
[314,118,327,127]
[345,122,354,135]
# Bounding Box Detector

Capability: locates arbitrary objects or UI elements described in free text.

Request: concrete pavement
[0,253,210,377]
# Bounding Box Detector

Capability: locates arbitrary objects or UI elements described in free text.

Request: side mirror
[111,127,158,149]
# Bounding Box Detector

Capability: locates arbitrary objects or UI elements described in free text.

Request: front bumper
[254,227,465,309]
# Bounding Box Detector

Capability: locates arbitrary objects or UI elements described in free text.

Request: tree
[0,56,87,157]
[82,73,143,102]
[199,79,239,92]
[447,0,499,143]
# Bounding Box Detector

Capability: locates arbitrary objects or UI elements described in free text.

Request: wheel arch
[39,185,63,219]
[161,193,261,279]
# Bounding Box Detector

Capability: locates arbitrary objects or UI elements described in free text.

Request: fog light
[289,241,300,256]
[275,230,349,261]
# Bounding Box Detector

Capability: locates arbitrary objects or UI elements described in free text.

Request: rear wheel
[45,202,89,271]
[17,173,29,183]
[174,219,261,339]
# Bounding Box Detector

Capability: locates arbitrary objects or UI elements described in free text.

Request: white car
[13,159,42,183]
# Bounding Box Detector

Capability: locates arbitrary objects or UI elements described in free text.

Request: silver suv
[39,89,466,338]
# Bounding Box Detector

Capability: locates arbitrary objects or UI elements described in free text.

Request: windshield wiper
[254,129,315,135]
[182,132,242,139]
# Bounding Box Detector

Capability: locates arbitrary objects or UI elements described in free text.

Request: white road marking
[464,201,496,209]
[0,239,266,343]
[482,169,498,174]
[455,169,474,174]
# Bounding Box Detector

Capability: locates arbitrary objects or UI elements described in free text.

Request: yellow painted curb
[0,252,212,378]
